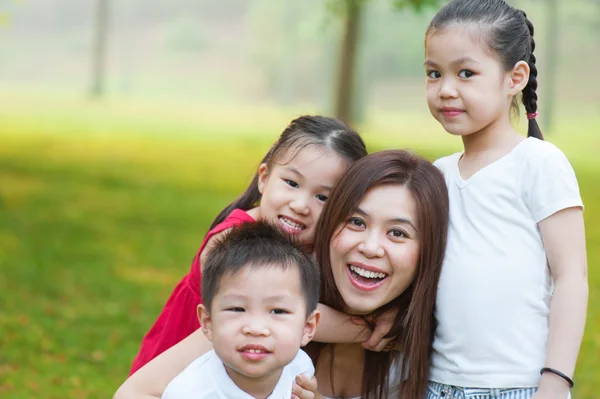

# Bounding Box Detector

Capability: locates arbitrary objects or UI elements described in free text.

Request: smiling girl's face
[329,184,421,315]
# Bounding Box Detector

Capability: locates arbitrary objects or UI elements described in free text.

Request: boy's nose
[242,319,270,337]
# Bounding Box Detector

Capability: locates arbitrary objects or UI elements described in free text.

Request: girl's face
[330,184,420,315]
[257,145,348,245]
[424,24,514,137]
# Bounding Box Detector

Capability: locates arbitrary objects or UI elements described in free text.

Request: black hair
[427,0,543,139]
[201,220,320,316]
[208,115,368,231]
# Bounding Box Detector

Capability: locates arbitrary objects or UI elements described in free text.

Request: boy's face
[198,264,319,391]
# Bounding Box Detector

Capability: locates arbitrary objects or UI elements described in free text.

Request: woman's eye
[427,70,441,79]
[348,217,365,228]
[316,194,328,202]
[270,308,290,315]
[389,229,408,239]
[458,70,474,78]
[284,179,299,188]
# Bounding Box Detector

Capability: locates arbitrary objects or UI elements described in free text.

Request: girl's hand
[291,374,322,399]
[352,306,400,352]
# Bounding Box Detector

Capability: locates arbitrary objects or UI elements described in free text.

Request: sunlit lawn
[0,94,598,398]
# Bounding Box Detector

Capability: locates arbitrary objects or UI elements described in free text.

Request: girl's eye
[270,308,290,315]
[427,70,441,79]
[316,194,328,202]
[458,70,474,78]
[284,179,299,188]
[227,307,245,312]
[348,217,366,229]
[389,229,408,239]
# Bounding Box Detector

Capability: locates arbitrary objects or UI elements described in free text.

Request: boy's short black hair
[201,220,320,316]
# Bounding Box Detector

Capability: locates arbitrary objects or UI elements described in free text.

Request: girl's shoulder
[433,151,462,173]
[518,137,567,162]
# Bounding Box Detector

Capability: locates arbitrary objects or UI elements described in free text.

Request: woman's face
[330,184,420,315]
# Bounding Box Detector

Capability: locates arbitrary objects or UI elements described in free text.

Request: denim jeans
[427,381,538,399]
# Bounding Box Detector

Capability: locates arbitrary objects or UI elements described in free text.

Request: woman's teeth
[279,216,305,231]
[349,265,387,279]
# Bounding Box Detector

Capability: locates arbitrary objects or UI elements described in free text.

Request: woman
[114,150,449,399]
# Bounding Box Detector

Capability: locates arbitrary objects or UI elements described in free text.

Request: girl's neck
[246,206,261,220]
[461,116,521,158]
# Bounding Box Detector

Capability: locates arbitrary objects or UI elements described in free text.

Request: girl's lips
[278,215,307,235]
[346,264,388,292]
[441,107,464,118]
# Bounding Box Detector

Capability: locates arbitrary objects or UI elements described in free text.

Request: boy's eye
[427,70,441,79]
[316,194,328,202]
[226,307,245,312]
[270,308,290,315]
[458,70,474,78]
[284,179,299,188]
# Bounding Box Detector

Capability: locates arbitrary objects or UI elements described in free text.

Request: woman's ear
[197,304,213,342]
[301,309,321,346]
[257,163,269,195]
[508,60,530,95]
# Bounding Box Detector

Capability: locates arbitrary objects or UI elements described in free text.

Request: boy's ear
[301,309,320,346]
[508,60,530,95]
[197,304,213,342]
[257,163,269,195]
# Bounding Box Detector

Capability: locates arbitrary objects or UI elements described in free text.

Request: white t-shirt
[430,138,583,388]
[163,349,314,399]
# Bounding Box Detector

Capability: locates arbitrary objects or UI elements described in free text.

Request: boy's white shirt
[162,349,314,399]
[430,137,583,388]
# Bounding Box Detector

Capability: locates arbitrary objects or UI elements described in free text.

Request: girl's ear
[257,163,269,195]
[301,309,321,346]
[197,304,213,342]
[508,60,530,95]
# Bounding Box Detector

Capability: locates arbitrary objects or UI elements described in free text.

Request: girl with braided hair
[423,1,587,398]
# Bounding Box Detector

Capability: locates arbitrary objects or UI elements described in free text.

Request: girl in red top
[129,116,368,374]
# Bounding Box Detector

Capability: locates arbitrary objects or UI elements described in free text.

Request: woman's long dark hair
[208,115,367,231]
[307,150,449,399]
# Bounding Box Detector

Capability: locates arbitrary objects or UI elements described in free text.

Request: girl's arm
[313,303,370,344]
[114,329,213,399]
[535,207,588,398]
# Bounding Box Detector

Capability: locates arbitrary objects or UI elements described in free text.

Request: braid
[521,12,543,140]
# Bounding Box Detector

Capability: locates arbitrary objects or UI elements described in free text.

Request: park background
[0,0,598,398]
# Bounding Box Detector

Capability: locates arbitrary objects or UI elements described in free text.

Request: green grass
[0,94,598,398]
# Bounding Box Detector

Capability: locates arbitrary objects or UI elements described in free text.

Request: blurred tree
[90,0,110,98]
[331,0,439,126]
[542,0,558,132]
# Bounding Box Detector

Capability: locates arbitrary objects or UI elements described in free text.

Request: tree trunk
[542,0,558,132]
[90,0,109,99]
[334,0,363,126]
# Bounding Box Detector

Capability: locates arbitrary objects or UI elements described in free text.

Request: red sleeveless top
[129,209,255,374]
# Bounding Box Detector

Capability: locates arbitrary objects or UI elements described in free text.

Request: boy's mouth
[238,344,271,361]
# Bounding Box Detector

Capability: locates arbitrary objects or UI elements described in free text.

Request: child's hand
[291,374,322,399]
[352,306,400,352]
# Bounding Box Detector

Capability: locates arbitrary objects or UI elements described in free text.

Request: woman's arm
[535,207,588,398]
[114,329,213,399]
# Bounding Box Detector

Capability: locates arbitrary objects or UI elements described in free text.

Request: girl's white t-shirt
[430,137,583,388]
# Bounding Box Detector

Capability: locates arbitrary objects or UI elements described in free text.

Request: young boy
[162,221,321,399]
